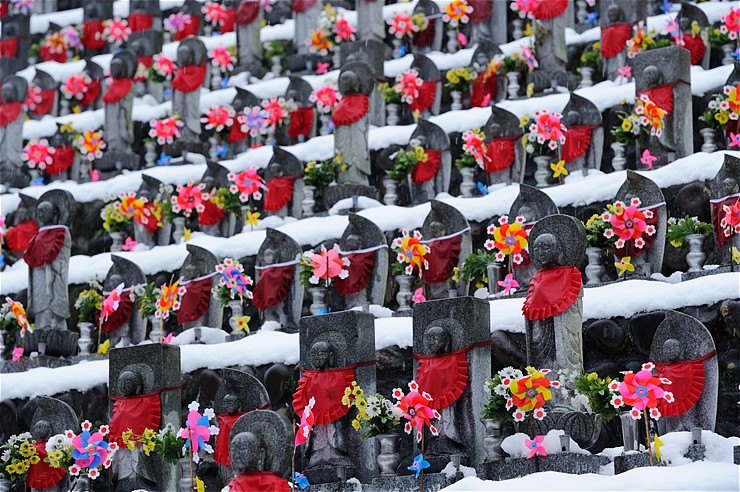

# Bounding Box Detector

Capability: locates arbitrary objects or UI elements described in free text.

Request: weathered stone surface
[103,255,147,347]
[229,409,292,476]
[255,228,303,331]
[337,213,388,310]
[562,92,604,174]
[484,107,524,185]
[409,119,451,204]
[613,451,652,474]
[0,76,28,188]
[411,54,441,116]
[265,146,305,218]
[179,244,223,329]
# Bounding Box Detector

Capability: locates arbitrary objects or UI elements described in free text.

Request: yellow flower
[19,441,34,458]
[335,153,343,164]
[143,440,155,456]
[352,386,364,398]
[414,146,428,162]
[356,397,368,412]
[98,339,110,355]
[30,455,40,465]
[305,161,316,171]
[524,22,532,37]
[691,21,701,37]
[142,428,155,440]
[587,372,598,382]
[60,122,74,133]
[452,266,460,283]
[716,111,729,125]
[341,164,348,172]
[196,476,205,492]
[72,105,81,114]
[183,227,192,241]
[351,418,361,430]
[245,211,260,227]
[621,118,632,132]
[519,114,530,128]
[234,316,251,333]
[342,394,352,406]
[446,71,460,85]
[475,282,485,289]
[732,247,740,264]
[526,83,534,97]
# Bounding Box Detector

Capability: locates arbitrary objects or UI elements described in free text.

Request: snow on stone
[501,430,589,458]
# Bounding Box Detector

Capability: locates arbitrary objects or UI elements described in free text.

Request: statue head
[117,369,143,397]
[338,70,359,95]
[662,338,683,362]
[181,256,204,279]
[131,0,147,11]
[130,38,146,58]
[202,176,216,192]
[1,82,16,104]
[231,431,265,473]
[286,88,299,102]
[139,188,153,202]
[36,201,58,227]
[643,66,663,87]
[268,161,284,177]
[474,52,488,68]
[110,57,126,79]
[489,122,502,137]
[517,204,535,223]
[108,273,124,288]
[565,110,580,127]
[84,1,101,18]
[50,131,64,148]
[722,177,739,196]
[222,392,240,414]
[429,220,445,239]
[262,248,276,265]
[32,419,53,440]
[606,4,624,23]
[679,17,690,32]
[424,325,451,355]
[532,233,563,268]
[345,234,362,252]
[309,340,335,370]
[177,43,194,66]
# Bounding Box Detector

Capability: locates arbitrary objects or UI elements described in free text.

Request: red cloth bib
[522,266,582,321]
[655,350,716,417]
[423,235,461,285]
[639,83,677,117]
[333,93,369,127]
[682,35,706,65]
[27,440,67,489]
[5,220,38,253]
[177,276,213,324]
[214,412,246,466]
[138,202,161,233]
[109,393,162,446]
[172,64,207,93]
[229,115,248,142]
[410,80,437,113]
[712,196,740,248]
[80,79,101,107]
[82,20,106,50]
[252,264,294,310]
[23,226,66,268]
[0,2,7,20]
[46,146,75,175]
[236,0,260,25]
[128,12,153,32]
[29,88,56,116]
[534,0,568,19]
[198,198,226,226]
[0,101,21,126]
[333,250,375,295]
[292,367,356,425]
[562,125,599,163]
[40,45,67,63]
[264,176,297,212]
[292,0,318,13]
[601,23,632,58]
[468,0,492,23]
[103,78,134,104]
[288,106,314,139]
[613,207,660,260]
[415,351,468,410]
[413,19,436,47]
[470,73,497,108]
[95,292,134,334]
[484,137,518,173]
[0,37,17,57]
[229,472,290,492]
[411,149,441,184]
[221,8,236,33]
[176,15,200,41]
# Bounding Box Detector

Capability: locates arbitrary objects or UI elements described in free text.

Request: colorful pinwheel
[392,381,439,443]
[209,46,236,73]
[75,130,106,161]
[408,453,430,478]
[21,139,55,170]
[309,85,342,114]
[149,116,183,145]
[395,69,423,105]
[61,73,92,101]
[485,216,529,264]
[525,436,546,458]
[216,258,253,301]
[506,367,559,421]
[303,245,350,286]
[69,421,117,480]
[5,297,32,336]
[171,182,206,218]
[103,17,130,44]
[392,230,430,277]
[497,274,519,295]
[155,279,186,320]
[387,13,418,39]
[201,105,235,132]
[177,401,219,463]
[614,362,673,421]
[295,397,315,447]
[443,0,472,27]
[461,128,488,167]
[101,283,124,322]
[228,167,265,202]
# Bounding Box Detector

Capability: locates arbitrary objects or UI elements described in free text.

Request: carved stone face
[50,132,64,148]
[475,52,488,67]
[338,70,359,95]
[110,58,125,79]
[181,257,203,279]
[722,177,739,196]
[606,4,624,23]
[36,202,57,227]
[424,326,451,355]
[231,432,265,473]
[108,273,124,290]
[566,110,580,127]
[118,370,142,397]
[663,338,682,362]
[345,234,361,252]
[532,233,562,268]
[32,419,53,440]
[429,221,445,239]
[489,122,502,137]
[268,162,284,177]
[178,44,194,66]
[310,341,334,370]
[1,83,15,104]
[644,66,663,87]
[222,393,240,414]
[679,17,690,32]
[84,2,102,18]
[262,248,276,265]
[517,204,535,223]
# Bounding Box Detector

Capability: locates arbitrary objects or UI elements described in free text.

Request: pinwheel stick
[643,410,654,466]
[160,317,164,344]
[188,426,195,491]
[96,313,104,360]
[291,419,297,490]
[419,432,425,492]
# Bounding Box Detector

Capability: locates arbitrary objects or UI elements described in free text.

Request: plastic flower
[550,160,568,179]
[640,149,657,169]
[618,66,632,79]
[308,29,332,56]
[21,139,55,170]
[395,68,423,105]
[261,97,289,128]
[101,283,124,322]
[394,381,439,442]
[508,368,555,414]
[203,1,227,27]
[155,280,185,319]
[309,85,341,114]
[245,210,260,226]
[172,181,206,217]
[443,0,472,27]
[637,94,666,136]
[723,7,740,39]
[177,402,218,463]
[239,107,267,137]
[228,167,265,202]
[103,17,130,44]
[511,0,536,19]
[12,346,23,362]
[149,116,183,145]
[209,46,236,73]
[216,258,253,301]
[201,105,235,132]
[392,230,430,276]
[61,73,92,100]
[497,274,519,295]
[461,128,488,167]
[618,367,671,419]
[295,397,315,447]
[70,425,114,478]
[521,45,538,70]
[75,130,106,161]
[530,110,566,147]
[609,204,648,241]
[525,436,547,458]
[307,245,349,285]
[164,12,192,34]
[5,297,32,335]
[615,257,634,277]
[388,13,418,39]
[153,54,177,80]
[412,287,426,303]
[42,32,67,55]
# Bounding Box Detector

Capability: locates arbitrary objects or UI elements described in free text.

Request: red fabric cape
[229,472,290,492]
[562,125,600,163]
[522,266,582,321]
[513,224,534,271]
[534,0,568,19]
[80,79,101,107]
[5,220,38,253]
[0,37,17,57]
[95,292,134,334]
[292,366,356,425]
[411,148,441,184]
[23,226,66,268]
[292,0,318,14]
[252,264,293,310]
[413,18,436,48]
[103,78,134,104]
[172,64,207,93]
[470,73,497,108]
[0,2,7,20]
[30,88,56,116]
[601,23,632,58]
[177,276,213,324]
[221,8,236,33]
[0,101,21,126]
[613,207,660,259]
[136,202,161,233]
[639,81,688,117]
[712,195,740,248]
[288,106,314,139]
[214,412,246,466]
[416,351,468,410]
[28,440,66,489]
[264,176,298,212]
[655,350,716,417]
[40,45,67,63]
[46,146,75,175]
[82,20,106,50]
[410,80,437,113]
[176,16,200,41]
[229,115,248,142]
[333,250,375,295]
[198,198,226,226]
[236,0,260,25]
[484,136,518,173]
[138,55,153,69]
[423,235,461,285]
[109,393,162,446]
[333,93,369,127]
[128,12,153,32]
[682,34,706,65]
[468,0,492,23]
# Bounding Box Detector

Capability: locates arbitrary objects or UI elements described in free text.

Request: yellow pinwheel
[732,247,740,264]
[550,160,568,179]
[245,211,260,227]
[234,315,251,333]
[615,257,635,277]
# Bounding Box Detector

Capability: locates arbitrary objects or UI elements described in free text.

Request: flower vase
[271,55,282,76]
[611,142,627,171]
[685,234,706,273]
[619,411,640,452]
[158,220,172,246]
[71,472,92,491]
[383,178,398,206]
[239,206,251,232]
[459,167,476,197]
[506,71,520,100]
[308,287,328,315]
[109,231,124,252]
[148,315,162,343]
[482,418,506,462]
[172,217,186,244]
[210,65,222,91]
[721,44,736,65]
[395,275,415,314]
[60,97,70,116]
[700,128,717,153]
[144,141,157,167]
[226,212,238,237]
[208,135,220,160]
[150,81,164,103]
[585,247,606,285]
[332,50,341,69]
[392,38,402,58]
[576,0,588,24]
[450,90,463,111]
[579,67,594,88]
[319,112,332,135]
[386,103,400,126]
[486,263,503,299]
[533,155,551,188]
[512,19,524,40]
[178,457,193,492]
[77,322,92,355]
[446,29,458,53]
[376,433,401,476]
[227,299,246,339]
[302,185,316,218]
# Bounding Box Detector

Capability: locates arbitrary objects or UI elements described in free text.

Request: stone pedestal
[613,452,653,474]
[478,453,610,480]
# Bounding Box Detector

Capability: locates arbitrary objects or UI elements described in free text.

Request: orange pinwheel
[155,280,186,320]
[392,230,430,276]
[492,221,528,256]
[508,368,555,413]
[5,297,32,336]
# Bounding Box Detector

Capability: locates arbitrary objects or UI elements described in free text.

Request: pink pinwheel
[309,85,342,114]
[103,17,130,44]
[172,182,206,217]
[609,205,647,241]
[334,17,355,43]
[153,54,177,80]
[21,139,55,170]
[261,97,289,128]
[412,288,426,304]
[122,237,138,251]
[316,62,329,75]
[228,167,265,202]
[722,7,740,40]
[238,107,267,137]
[640,149,657,169]
[525,435,546,458]
[720,200,740,235]
[295,397,315,447]
[393,381,439,442]
[531,110,566,146]
[164,12,191,34]
[203,1,227,27]
[216,258,253,301]
[101,283,124,322]
[388,13,418,39]
[618,66,632,78]
[149,116,183,145]
[69,422,116,479]
[306,246,349,285]
[163,332,174,344]
[511,0,536,19]
[61,73,92,100]
[396,68,423,105]
[12,347,23,362]
[618,363,672,420]
[497,273,519,295]
[521,46,538,70]
[201,105,235,132]
[177,401,218,463]
[729,132,740,148]
[462,129,487,166]
[209,45,236,73]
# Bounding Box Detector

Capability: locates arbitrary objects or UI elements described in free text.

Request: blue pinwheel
[476,182,489,196]
[293,472,310,490]
[317,306,332,315]
[216,144,229,158]
[157,152,172,166]
[659,0,672,13]
[732,48,740,62]
[31,176,45,186]
[407,453,430,479]
[177,402,218,463]
[220,77,230,89]
[586,12,598,25]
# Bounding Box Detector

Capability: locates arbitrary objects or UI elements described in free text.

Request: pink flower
[22,139,55,170]
[511,0,536,19]
[412,288,426,303]
[395,68,423,105]
[334,17,355,42]
[609,205,648,241]
[396,383,438,442]
[534,110,566,144]
[640,149,657,169]
[723,7,740,36]
[261,96,288,127]
[201,105,235,132]
[177,403,217,462]
[209,46,236,72]
[618,66,632,78]
[228,167,265,201]
[309,85,341,114]
[203,1,227,27]
[164,12,191,34]
[149,117,183,145]
[153,54,176,80]
[61,73,92,100]
[316,62,329,75]
[525,435,547,458]
[388,13,418,39]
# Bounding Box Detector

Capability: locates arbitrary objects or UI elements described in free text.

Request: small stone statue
[709,155,740,266]
[81,0,112,54]
[677,3,710,69]
[128,0,161,33]
[176,245,223,329]
[411,0,443,54]
[101,256,146,348]
[356,0,384,42]
[334,61,373,186]
[483,107,523,185]
[0,75,28,188]
[27,397,77,492]
[285,76,315,144]
[340,40,387,127]
[172,37,208,153]
[0,13,30,76]
[101,50,138,174]
[470,41,503,107]
[263,147,305,218]
[561,93,604,175]
[410,54,441,116]
[235,0,263,77]
[292,0,322,56]
[408,120,451,205]
[599,3,632,81]
[528,0,574,92]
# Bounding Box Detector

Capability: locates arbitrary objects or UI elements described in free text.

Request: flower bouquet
[0,432,40,482]
[343,381,402,440]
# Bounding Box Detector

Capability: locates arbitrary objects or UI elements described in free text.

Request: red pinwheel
[216,258,253,301]
[609,204,647,241]
[617,362,673,420]
[228,167,265,202]
[101,283,124,322]
[295,397,315,447]
[172,182,206,217]
[177,401,219,463]
[392,381,439,443]
[305,245,349,285]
